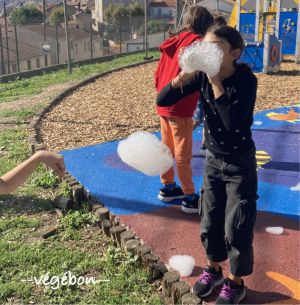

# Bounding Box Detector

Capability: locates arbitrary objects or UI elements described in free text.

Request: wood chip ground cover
[40,60,299,151]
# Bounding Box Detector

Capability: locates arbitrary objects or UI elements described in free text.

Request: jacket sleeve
[212,75,257,132]
[156,73,202,107]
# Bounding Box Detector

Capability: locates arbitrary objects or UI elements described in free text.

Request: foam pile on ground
[169,255,195,277]
[179,41,223,77]
[117,131,173,176]
[265,227,283,235]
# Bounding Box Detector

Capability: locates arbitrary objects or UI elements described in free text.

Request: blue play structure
[231,0,299,72]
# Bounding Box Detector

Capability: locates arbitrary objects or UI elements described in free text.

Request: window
[27,60,31,70]
[74,43,78,54]
[70,41,74,50]
[84,42,87,51]
[36,58,40,68]
[11,63,17,73]
[92,43,95,52]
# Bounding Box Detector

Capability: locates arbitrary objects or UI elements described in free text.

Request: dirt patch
[36,59,299,151]
[0,81,79,132]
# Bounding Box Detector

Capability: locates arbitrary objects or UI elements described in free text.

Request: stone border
[27,59,203,305]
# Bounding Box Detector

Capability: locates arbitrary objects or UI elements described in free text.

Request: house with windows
[0,24,104,75]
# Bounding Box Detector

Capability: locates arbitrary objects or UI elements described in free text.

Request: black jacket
[157,65,257,155]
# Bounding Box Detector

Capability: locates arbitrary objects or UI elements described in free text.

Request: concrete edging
[27,58,203,305]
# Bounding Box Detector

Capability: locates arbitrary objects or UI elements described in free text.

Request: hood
[159,31,200,57]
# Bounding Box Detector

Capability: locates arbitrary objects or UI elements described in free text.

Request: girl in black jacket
[157,26,258,305]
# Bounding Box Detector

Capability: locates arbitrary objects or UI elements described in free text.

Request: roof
[18,24,99,41]
[150,0,175,8]
[0,36,42,62]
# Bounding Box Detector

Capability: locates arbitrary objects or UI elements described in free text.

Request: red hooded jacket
[155,31,201,118]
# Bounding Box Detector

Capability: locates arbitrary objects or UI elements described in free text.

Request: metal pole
[275,0,281,37]
[55,24,60,64]
[119,18,122,54]
[14,23,20,72]
[236,0,240,31]
[4,2,10,74]
[107,29,110,55]
[144,0,148,58]
[295,0,300,63]
[0,24,5,75]
[90,22,93,58]
[176,0,180,29]
[255,0,260,41]
[0,23,5,75]
[63,0,72,73]
[216,0,219,13]
[163,17,166,41]
[43,0,48,66]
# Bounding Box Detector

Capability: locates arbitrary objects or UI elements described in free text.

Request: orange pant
[160,116,195,195]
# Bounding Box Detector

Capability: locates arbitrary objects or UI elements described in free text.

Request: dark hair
[182,5,214,35]
[207,25,250,71]
[213,15,227,26]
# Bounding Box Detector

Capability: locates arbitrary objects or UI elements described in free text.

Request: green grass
[0,51,159,103]
[0,103,46,119]
[0,53,162,304]
[0,211,162,304]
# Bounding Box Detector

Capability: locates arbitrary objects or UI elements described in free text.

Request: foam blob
[265,227,283,235]
[168,255,195,277]
[254,121,263,125]
[117,131,173,176]
[291,182,300,191]
[179,41,224,77]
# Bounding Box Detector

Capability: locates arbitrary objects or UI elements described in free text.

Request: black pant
[199,149,258,277]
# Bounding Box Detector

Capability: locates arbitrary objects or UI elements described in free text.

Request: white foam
[254,121,263,125]
[291,182,300,191]
[179,41,223,77]
[265,227,283,235]
[168,255,195,277]
[117,131,173,176]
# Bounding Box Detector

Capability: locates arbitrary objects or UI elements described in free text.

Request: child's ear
[231,48,241,60]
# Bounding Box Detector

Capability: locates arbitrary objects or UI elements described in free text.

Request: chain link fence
[0,5,175,78]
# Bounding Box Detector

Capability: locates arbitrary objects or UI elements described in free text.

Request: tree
[138,19,166,36]
[10,4,43,25]
[49,6,65,26]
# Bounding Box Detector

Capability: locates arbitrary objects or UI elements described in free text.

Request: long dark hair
[172,5,214,36]
[207,25,251,71]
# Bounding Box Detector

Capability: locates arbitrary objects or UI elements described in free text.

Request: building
[92,0,143,32]
[0,36,45,74]
[149,0,175,19]
[0,24,104,75]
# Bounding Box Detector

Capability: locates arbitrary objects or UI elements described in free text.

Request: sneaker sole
[237,288,246,304]
[192,277,225,298]
[157,194,185,202]
[181,206,199,214]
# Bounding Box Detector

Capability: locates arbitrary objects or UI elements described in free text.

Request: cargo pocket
[235,197,257,231]
[199,188,204,218]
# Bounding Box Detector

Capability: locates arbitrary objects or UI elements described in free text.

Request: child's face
[203,32,241,70]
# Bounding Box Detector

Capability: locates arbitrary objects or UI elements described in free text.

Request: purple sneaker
[191,266,224,298]
[215,278,246,304]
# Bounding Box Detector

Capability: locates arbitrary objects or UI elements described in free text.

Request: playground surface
[61,105,300,304]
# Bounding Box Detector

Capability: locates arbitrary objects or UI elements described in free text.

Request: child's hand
[178,70,198,83]
[36,151,65,179]
[207,74,222,86]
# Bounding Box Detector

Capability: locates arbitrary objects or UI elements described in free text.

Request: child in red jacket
[155,5,213,214]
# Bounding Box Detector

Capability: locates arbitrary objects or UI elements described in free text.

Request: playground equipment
[229,0,299,62]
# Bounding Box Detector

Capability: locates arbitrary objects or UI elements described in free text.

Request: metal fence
[0,4,175,78]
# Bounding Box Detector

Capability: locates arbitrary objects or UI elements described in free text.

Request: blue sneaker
[157,183,185,203]
[181,193,200,214]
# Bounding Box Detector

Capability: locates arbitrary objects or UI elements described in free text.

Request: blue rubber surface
[61,106,300,218]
